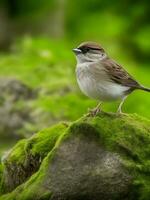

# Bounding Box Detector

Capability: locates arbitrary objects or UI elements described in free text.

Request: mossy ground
[0,112,150,200]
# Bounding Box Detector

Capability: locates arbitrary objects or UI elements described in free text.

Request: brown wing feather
[101,58,140,88]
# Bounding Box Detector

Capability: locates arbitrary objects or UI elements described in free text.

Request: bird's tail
[139,86,150,92]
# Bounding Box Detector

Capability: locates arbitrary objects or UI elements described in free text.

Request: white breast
[76,64,129,101]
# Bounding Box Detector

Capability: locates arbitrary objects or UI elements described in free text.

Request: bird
[73,41,150,115]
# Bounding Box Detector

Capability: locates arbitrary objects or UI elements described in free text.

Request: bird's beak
[72,48,82,54]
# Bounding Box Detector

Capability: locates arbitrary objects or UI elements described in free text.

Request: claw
[87,102,102,117]
[88,107,101,117]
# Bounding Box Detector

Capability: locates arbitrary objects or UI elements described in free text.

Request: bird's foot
[116,110,128,116]
[87,107,101,117]
[118,112,128,116]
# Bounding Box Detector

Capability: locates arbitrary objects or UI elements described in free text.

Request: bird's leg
[117,96,127,114]
[88,102,102,117]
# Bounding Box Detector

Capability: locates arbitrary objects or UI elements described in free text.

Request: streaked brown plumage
[101,58,140,89]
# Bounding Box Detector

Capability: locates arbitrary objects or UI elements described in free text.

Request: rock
[0,77,36,140]
[47,132,132,200]
[0,112,150,200]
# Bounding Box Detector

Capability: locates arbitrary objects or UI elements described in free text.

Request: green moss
[5,123,67,164]
[0,113,150,200]
[0,148,56,199]
[6,140,27,164]
[81,113,150,199]
[27,122,68,156]
[0,123,67,195]
[89,113,150,163]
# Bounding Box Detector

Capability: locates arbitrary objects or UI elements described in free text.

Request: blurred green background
[0,0,149,158]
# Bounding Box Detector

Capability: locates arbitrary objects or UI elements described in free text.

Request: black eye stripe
[78,47,89,53]
[79,47,101,53]
[90,48,101,51]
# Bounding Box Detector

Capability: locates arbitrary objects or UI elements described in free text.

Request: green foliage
[3,0,55,17]
[66,0,150,61]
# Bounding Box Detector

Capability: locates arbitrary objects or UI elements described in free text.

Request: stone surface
[48,134,132,200]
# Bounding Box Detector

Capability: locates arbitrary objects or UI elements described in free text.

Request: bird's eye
[79,47,91,54]
[82,47,90,54]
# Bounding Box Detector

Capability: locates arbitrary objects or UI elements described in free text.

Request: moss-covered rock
[0,123,67,194]
[0,112,150,200]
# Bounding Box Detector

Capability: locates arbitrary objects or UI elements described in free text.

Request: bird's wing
[101,58,140,88]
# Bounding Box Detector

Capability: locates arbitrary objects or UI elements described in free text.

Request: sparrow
[73,41,150,114]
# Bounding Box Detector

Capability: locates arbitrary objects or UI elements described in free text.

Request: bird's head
[73,42,107,64]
